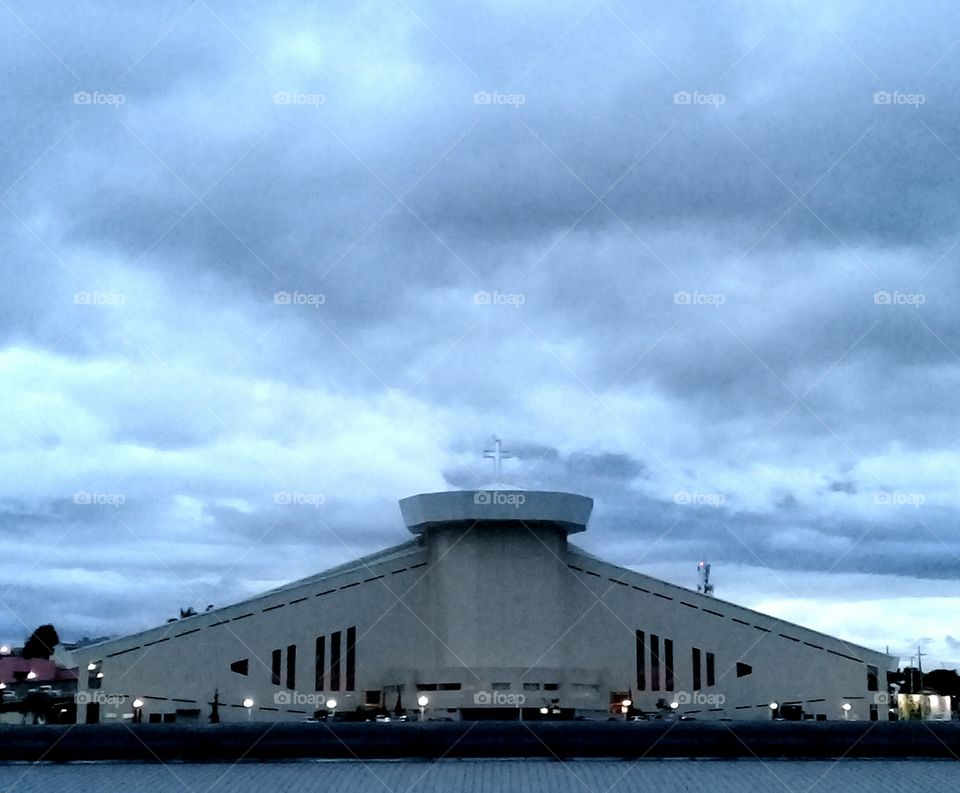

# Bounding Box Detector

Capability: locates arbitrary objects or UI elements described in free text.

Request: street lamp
[621,698,632,717]
[769,702,779,719]
[243,697,254,721]
[670,701,679,710]
[26,671,37,680]
[132,698,144,723]
[842,702,852,720]
[87,662,97,671]
[417,694,429,721]
[326,698,337,720]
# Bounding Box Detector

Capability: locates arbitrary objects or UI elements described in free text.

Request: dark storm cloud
[2,0,960,663]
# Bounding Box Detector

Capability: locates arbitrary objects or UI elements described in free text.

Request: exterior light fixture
[242,698,254,709]
[87,662,97,671]
[96,672,104,679]
[540,707,549,715]
[417,695,429,707]
[769,702,779,710]
[841,702,852,711]
[26,671,37,680]
[325,698,337,710]
[132,698,144,709]
[670,701,679,709]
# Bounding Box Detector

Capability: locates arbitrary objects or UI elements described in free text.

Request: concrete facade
[66,488,896,724]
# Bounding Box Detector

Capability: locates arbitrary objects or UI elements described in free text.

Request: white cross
[483,436,512,481]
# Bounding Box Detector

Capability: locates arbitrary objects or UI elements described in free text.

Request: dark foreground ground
[0,759,958,793]
[1,720,959,762]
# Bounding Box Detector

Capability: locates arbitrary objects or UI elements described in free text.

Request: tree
[23,624,59,660]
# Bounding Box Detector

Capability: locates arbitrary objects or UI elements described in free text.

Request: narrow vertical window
[330,630,342,691]
[635,630,646,691]
[650,634,660,692]
[346,626,356,691]
[271,649,282,686]
[286,644,297,690]
[315,636,325,691]
[706,652,715,687]
[867,665,878,692]
[692,647,702,691]
[664,639,674,692]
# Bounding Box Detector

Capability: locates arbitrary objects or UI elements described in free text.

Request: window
[544,683,559,691]
[869,704,879,721]
[492,682,510,691]
[365,690,382,706]
[346,626,356,691]
[706,652,715,687]
[523,683,540,691]
[230,659,249,676]
[439,683,462,691]
[271,649,281,686]
[736,662,752,678]
[286,644,297,690]
[650,634,660,692]
[692,648,702,691]
[636,630,645,691]
[664,639,675,692]
[867,664,879,692]
[330,631,341,691]
[315,636,325,691]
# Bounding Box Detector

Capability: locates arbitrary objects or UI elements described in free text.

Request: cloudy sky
[2,0,959,668]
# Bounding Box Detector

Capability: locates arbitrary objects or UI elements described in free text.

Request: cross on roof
[483,436,512,481]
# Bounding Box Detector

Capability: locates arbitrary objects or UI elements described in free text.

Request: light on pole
[842,702,852,720]
[243,697,254,720]
[417,694,429,721]
[326,698,337,720]
[132,698,144,723]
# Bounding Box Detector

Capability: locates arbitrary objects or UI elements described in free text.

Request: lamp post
[243,698,254,721]
[621,698,632,719]
[132,698,144,724]
[769,702,779,720]
[842,702,852,720]
[326,698,337,721]
[417,694,429,722]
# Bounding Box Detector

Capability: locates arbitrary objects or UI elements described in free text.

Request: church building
[67,442,894,724]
